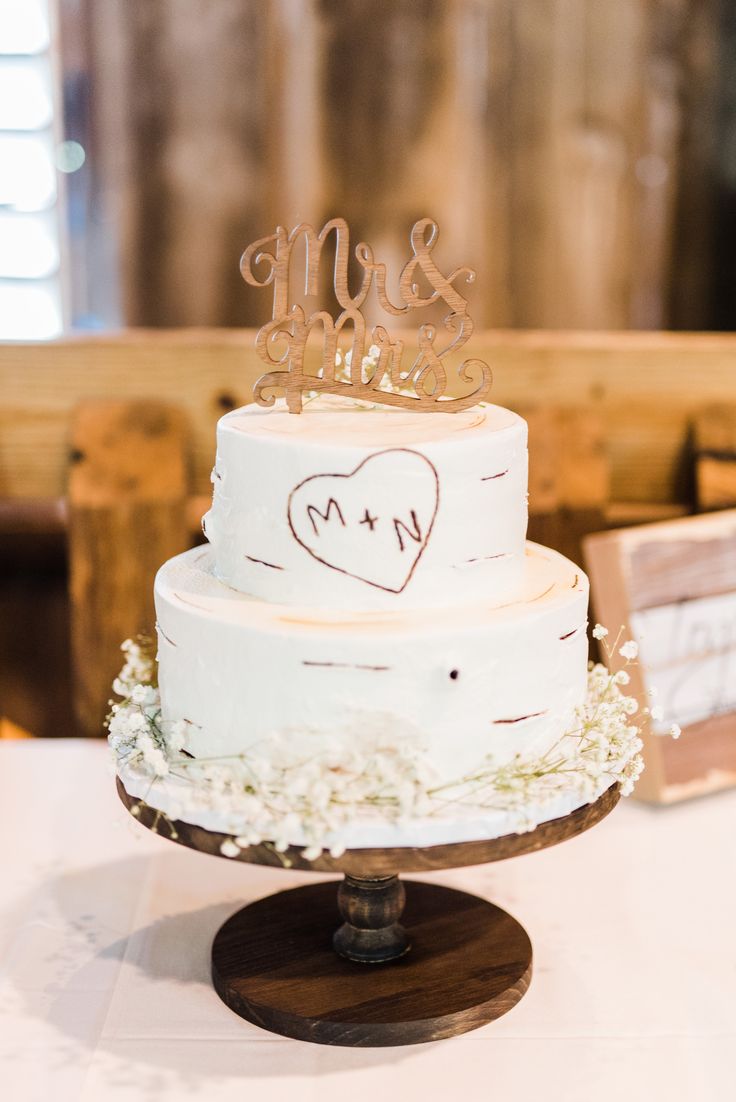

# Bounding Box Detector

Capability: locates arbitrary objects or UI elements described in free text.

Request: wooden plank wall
[694,405,736,509]
[63,0,716,331]
[3,329,736,507]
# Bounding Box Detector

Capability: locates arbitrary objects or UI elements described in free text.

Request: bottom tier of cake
[155,543,589,775]
[109,542,644,849]
[142,543,597,844]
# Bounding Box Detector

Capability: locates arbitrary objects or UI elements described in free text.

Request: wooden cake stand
[117,778,619,1047]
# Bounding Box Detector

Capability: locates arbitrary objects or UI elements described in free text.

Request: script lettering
[306,497,346,537]
[394,511,423,553]
[241,217,493,414]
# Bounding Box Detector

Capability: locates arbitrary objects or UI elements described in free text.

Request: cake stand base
[211,878,531,1047]
[117,778,619,1047]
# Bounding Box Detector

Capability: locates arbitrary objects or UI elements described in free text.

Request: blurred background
[3,0,736,340]
[3,0,736,759]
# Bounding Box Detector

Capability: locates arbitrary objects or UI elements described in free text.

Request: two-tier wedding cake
[159,394,587,752]
[112,218,643,856]
[136,393,605,849]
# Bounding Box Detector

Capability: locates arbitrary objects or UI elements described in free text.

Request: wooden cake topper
[240,217,493,414]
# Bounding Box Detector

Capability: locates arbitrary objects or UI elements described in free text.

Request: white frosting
[203,396,528,610]
[140,395,595,849]
[154,544,589,792]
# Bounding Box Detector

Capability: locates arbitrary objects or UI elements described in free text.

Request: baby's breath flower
[650,705,664,722]
[219,838,241,858]
[235,830,260,848]
[670,723,682,739]
[165,720,187,754]
[592,624,608,640]
[131,684,157,707]
[619,640,639,661]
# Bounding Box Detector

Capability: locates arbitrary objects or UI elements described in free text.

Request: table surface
[1,740,734,1102]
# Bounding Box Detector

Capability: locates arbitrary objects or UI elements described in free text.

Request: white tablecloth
[1,739,734,1102]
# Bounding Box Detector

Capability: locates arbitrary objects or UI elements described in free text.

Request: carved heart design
[287,448,439,593]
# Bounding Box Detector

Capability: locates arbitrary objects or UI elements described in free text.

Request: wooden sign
[584,510,736,802]
[240,217,493,414]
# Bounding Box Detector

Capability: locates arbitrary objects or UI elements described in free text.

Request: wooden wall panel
[3,330,736,506]
[65,0,714,331]
[67,401,189,736]
[694,405,736,509]
[669,0,718,328]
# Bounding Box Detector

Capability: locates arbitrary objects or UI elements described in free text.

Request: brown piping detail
[245,554,284,571]
[302,660,390,671]
[493,710,547,725]
[462,552,512,564]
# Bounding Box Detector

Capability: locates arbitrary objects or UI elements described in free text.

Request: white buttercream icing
[203,396,528,610]
[155,543,589,788]
[145,395,595,849]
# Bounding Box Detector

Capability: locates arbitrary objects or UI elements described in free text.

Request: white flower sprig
[592,623,681,739]
[107,638,186,788]
[111,637,155,698]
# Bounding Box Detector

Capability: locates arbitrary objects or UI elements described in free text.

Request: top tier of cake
[203,395,528,610]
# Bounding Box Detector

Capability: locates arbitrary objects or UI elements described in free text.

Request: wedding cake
[148,394,594,847]
[112,217,642,856]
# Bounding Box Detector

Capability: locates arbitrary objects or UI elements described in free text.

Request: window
[0,0,67,339]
